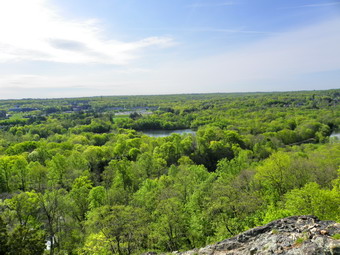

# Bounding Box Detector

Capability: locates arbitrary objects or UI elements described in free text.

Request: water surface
[143,129,196,137]
[330,132,340,139]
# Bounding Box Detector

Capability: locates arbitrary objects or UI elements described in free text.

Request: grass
[294,232,309,246]
[271,229,279,234]
[295,237,305,245]
[332,233,340,240]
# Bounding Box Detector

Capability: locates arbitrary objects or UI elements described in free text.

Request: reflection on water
[330,132,340,139]
[142,129,196,137]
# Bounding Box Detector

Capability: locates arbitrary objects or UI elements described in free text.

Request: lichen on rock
[175,216,340,255]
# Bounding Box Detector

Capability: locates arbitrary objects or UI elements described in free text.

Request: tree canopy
[0,89,339,254]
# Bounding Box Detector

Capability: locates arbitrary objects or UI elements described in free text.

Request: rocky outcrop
[179,215,340,255]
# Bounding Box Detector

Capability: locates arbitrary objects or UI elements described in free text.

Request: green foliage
[151,197,190,251]
[79,232,112,255]
[68,176,93,222]
[0,90,339,254]
[89,186,107,209]
[0,216,9,254]
[86,205,149,255]
[3,191,41,228]
[255,151,293,203]
[284,182,340,221]
[332,233,340,240]
[7,225,45,255]
[295,237,305,245]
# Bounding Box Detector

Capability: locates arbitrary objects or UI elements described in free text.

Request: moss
[332,233,340,240]
[295,237,305,245]
[294,232,309,246]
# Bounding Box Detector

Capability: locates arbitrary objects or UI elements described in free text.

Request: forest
[0,89,339,255]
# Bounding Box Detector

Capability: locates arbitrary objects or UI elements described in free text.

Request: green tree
[7,225,45,255]
[0,216,9,255]
[47,154,69,188]
[255,151,292,203]
[4,191,41,228]
[27,161,48,192]
[151,197,190,251]
[205,170,260,242]
[68,176,93,223]
[11,156,29,191]
[86,205,149,255]
[0,156,14,192]
[89,186,107,210]
[284,182,340,221]
[39,189,67,255]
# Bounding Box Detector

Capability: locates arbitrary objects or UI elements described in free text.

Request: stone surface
[177,216,340,255]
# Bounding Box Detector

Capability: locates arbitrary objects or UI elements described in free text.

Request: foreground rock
[179,215,340,255]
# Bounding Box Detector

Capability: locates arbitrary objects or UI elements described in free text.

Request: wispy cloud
[187,1,235,8]
[1,18,339,97]
[0,0,175,65]
[281,2,340,9]
[124,26,274,35]
[148,18,340,92]
[300,2,340,7]
[189,27,276,35]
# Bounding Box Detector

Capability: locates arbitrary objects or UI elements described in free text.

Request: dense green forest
[0,90,339,255]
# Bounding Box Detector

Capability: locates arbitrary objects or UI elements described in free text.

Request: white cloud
[185,27,276,34]
[298,2,340,8]
[0,16,339,98]
[0,0,174,65]
[280,2,340,9]
[148,18,340,92]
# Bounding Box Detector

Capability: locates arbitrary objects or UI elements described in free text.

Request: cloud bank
[0,1,339,98]
[0,0,174,65]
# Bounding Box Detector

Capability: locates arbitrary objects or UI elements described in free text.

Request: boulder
[178,215,340,255]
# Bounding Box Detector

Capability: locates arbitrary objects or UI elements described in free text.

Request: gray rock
[175,216,340,255]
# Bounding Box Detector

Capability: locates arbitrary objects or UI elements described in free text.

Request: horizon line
[0,88,339,101]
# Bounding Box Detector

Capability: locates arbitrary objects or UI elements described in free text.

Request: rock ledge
[179,215,340,255]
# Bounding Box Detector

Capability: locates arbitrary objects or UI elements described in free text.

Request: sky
[0,0,339,99]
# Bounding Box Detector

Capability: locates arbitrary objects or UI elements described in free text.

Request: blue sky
[0,0,339,99]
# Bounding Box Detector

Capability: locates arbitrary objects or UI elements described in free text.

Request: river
[142,129,196,137]
[330,132,340,139]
